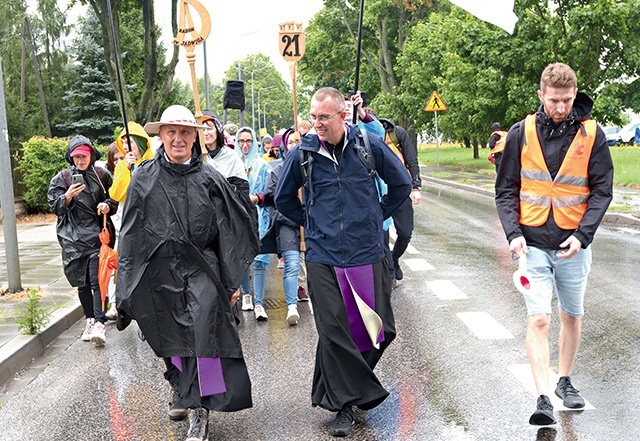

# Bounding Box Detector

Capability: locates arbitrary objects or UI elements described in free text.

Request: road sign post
[424,90,447,169]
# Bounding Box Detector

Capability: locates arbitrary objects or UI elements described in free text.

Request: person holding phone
[48,135,118,346]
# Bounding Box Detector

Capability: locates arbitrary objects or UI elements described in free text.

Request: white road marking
[456,312,514,340]
[508,364,596,411]
[403,258,435,271]
[388,229,421,255]
[427,280,468,300]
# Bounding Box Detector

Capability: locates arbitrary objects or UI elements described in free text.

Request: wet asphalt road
[1,182,639,440]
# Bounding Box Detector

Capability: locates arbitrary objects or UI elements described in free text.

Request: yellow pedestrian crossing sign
[424,90,447,112]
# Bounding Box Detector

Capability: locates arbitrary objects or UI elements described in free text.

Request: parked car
[603,126,621,146]
[616,121,640,144]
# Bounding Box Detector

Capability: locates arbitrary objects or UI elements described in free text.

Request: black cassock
[307,259,396,412]
[116,145,258,411]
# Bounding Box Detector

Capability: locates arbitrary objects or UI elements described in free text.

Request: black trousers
[391,196,414,262]
[384,196,414,279]
[77,253,106,323]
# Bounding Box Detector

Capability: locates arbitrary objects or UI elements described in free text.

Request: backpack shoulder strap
[355,129,376,177]
[299,148,314,206]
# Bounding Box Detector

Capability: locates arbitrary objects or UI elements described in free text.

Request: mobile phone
[71,174,84,186]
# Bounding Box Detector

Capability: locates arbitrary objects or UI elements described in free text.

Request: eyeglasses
[238,139,253,145]
[308,110,343,123]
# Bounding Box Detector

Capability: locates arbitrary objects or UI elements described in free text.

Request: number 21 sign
[279,21,305,62]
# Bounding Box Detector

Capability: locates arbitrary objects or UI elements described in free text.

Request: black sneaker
[555,376,585,408]
[186,408,209,441]
[393,260,403,281]
[330,406,354,437]
[529,395,556,426]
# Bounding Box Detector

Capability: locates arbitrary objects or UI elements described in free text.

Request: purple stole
[334,264,384,352]
[171,356,227,397]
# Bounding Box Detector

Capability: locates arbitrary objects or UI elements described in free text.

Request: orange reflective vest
[489,131,507,155]
[519,115,596,230]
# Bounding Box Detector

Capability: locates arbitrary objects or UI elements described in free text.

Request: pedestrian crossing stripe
[424,90,447,112]
[403,258,434,271]
[457,311,514,340]
[427,280,468,300]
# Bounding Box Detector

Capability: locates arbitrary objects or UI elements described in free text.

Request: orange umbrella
[98,213,118,310]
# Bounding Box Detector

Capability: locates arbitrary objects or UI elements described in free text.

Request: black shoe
[186,408,209,441]
[555,376,585,408]
[529,395,556,426]
[168,382,187,421]
[330,406,354,437]
[393,260,403,281]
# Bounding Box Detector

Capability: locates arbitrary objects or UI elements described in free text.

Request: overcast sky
[161,0,324,85]
[51,0,324,85]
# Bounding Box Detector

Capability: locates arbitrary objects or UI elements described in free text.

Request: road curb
[422,176,494,197]
[0,301,82,385]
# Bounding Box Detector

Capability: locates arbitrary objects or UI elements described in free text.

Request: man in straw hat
[115,105,259,441]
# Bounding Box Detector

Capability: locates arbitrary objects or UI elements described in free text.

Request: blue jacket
[275,125,411,267]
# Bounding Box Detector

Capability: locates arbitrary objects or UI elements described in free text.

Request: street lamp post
[249,65,271,132]
[263,100,274,134]
[257,86,275,136]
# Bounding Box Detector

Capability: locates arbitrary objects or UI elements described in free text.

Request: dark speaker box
[224,80,246,110]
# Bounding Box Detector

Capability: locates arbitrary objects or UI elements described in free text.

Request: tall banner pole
[279,22,306,251]
[106,0,131,145]
[279,22,306,139]
[352,0,365,125]
[174,0,211,158]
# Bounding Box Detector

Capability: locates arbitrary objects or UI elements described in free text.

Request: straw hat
[144,105,208,134]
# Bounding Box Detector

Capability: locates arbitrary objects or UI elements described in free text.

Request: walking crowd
[45,62,612,440]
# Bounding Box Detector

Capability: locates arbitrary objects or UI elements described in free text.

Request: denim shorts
[522,245,592,317]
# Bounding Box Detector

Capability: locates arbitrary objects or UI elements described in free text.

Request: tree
[83,0,180,123]
[395,0,640,146]
[58,10,121,145]
[220,54,293,134]
[300,0,436,129]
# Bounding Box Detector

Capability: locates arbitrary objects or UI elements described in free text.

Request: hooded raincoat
[236,127,271,265]
[109,122,154,203]
[47,135,118,287]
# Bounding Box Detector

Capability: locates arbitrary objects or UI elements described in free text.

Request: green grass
[418,143,640,188]
[609,145,640,187]
[418,143,494,171]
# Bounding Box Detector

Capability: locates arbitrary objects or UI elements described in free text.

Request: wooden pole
[174,0,211,158]
[279,22,307,251]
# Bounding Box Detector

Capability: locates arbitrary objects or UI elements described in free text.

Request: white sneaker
[286,305,299,326]
[241,294,254,311]
[105,304,118,320]
[81,318,94,341]
[254,304,268,321]
[91,321,107,345]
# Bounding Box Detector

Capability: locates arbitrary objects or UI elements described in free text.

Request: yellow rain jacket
[110,122,154,203]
